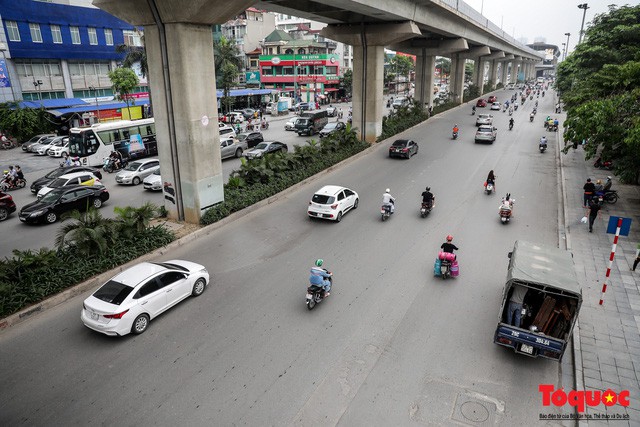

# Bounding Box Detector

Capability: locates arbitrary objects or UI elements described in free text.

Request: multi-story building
[527,42,560,78]
[0,0,146,109]
[259,29,340,103]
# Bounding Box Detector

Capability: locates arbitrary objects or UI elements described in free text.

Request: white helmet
[385,188,390,193]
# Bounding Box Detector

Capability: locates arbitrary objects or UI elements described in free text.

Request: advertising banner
[0,59,11,88]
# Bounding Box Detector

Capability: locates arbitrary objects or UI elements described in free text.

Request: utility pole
[577,3,590,45]
[564,33,571,60]
[89,86,101,123]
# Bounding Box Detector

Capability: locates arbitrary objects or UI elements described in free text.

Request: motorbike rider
[471,105,476,114]
[14,165,24,183]
[500,193,515,213]
[509,117,514,129]
[421,186,435,209]
[529,112,535,121]
[72,156,81,166]
[508,106,513,115]
[440,235,459,259]
[553,118,559,130]
[309,259,332,295]
[539,136,548,147]
[486,170,496,190]
[603,176,612,192]
[109,150,123,170]
[5,165,16,187]
[452,124,459,136]
[382,188,395,214]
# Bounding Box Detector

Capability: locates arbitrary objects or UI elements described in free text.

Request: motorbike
[306,273,332,310]
[420,200,434,218]
[509,122,514,131]
[594,157,613,170]
[539,143,547,153]
[471,109,476,115]
[452,131,458,140]
[434,251,458,280]
[548,124,558,132]
[542,91,545,97]
[597,190,618,204]
[508,109,513,116]
[103,157,128,173]
[529,114,534,122]
[499,195,514,223]
[381,204,393,221]
[514,104,518,111]
[261,121,269,130]
[0,177,27,191]
[485,182,494,195]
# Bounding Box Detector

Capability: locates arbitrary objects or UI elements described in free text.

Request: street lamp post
[564,33,571,60]
[561,43,566,61]
[88,86,101,123]
[32,79,43,108]
[577,3,590,45]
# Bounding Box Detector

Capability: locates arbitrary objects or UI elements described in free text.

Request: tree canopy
[108,67,140,119]
[557,5,640,183]
[214,36,242,113]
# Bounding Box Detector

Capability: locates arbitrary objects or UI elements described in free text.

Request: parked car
[239,108,257,120]
[242,141,288,160]
[80,259,210,336]
[37,171,102,200]
[388,139,419,159]
[0,191,17,221]
[48,139,70,158]
[115,158,160,185]
[291,102,311,112]
[20,185,109,224]
[318,121,346,138]
[236,131,264,148]
[307,185,359,222]
[476,99,487,108]
[143,169,162,191]
[392,97,409,109]
[475,125,497,143]
[490,102,501,111]
[285,119,296,131]
[31,166,103,194]
[326,106,337,117]
[34,136,68,156]
[225,112,245,123]
[476,114,494,127]
[487,95,498,103]
[218,124,236,138]
[21,133,56,152]
[220,136,247,160]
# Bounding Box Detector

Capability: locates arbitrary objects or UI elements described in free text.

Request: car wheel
[336,211,343,222]
[235,148,242,158]
[0,207,8,221]
[353,198,359,209]
[192,278,206,296]
[45,211,57,224]
[132,177,141,185]
[131,314,150,334]
[93,198,103,209]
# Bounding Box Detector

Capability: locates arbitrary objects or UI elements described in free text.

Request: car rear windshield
[312,194,335,204]
[392,140,407,147]
[48,178,67,188]
[93,280,134,305]
[478,127,492,132]
[45,168,69,179]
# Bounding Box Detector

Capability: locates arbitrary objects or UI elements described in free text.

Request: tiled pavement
[560,138,640,425]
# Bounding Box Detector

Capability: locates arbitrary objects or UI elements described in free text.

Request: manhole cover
[460,401,490,422]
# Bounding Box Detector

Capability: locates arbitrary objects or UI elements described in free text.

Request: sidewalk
[561,142,640,424]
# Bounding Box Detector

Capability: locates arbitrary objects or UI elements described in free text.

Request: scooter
[261,121,269,130]
[0,177,26,191]
[594,157,613,170]
[509,122,514,131]
[420,200,434,218]
[452,131,458,140]
[539,143,547,153]
[103,157,128,173]
[499,194,514,223]
[471,109,476,115]
[597,190,618,204]
[306,273,332,310]
[485,182,494,195]
[529,114,534,122]
[434,251,458,280]
[381,204,393,221]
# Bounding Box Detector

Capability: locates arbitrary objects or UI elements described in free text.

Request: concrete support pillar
[473,58,484,95]
[60,59,74,98]
[414,51,434,111]
[450,53,465,104]
[501,61,509,85]
[145,23,223,223]
[489,60,499,90]
[352,45,385,143]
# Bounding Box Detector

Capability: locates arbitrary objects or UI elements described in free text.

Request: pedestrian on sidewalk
[586,196,601,233]
[583,178,596,207]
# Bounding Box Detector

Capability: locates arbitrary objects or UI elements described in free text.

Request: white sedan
[307,185,359,222]
[81,260,210,336]
[285,119,296,131]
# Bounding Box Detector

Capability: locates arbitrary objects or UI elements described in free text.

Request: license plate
[91,312,99,320]
[520,344,534,354]
[306,294,313,300]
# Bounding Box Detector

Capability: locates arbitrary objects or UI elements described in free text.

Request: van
[295,110,328,136]
[494,241,582,361]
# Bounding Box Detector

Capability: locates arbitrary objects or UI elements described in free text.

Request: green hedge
[377,104,429,142]
[0,226,174,318]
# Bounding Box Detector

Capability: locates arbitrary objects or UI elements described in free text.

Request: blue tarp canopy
[19,98,88,109]
[48,98,149,117]
[216,88,275,97]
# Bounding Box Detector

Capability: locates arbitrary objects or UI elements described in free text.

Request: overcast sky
[464,0,619,54]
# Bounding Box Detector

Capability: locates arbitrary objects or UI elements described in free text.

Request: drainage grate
[451,393,497,426]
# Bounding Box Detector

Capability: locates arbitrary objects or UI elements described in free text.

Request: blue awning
[19,98,88,109]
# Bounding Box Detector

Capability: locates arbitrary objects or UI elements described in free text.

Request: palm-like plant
[214,36,242,113]
[114,202,158,237]
[55,209,115,256]
[115,34,147,78]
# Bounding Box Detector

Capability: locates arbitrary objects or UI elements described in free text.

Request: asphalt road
[0,107,350,259]
[0,93,572,425]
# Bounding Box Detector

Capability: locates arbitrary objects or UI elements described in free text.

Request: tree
[0,103,52,142]
[557,4,640,183]
[108,67,139,119]
[115,35,147,78]
[55,209,115,256]
[340,69,353,95]
[214,36,242,113]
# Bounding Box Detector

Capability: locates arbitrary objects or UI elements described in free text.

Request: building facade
[0,0,145,104]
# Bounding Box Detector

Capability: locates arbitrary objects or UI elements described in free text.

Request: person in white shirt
[382,188,395,214]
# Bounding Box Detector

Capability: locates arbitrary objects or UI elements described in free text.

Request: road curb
[0,139,382,332]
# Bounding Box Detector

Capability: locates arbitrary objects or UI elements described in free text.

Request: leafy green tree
[0,103,52,142]
[557,4,640,183]
[214,36,242,113]
[55,209,115,256]
[108,67,140,119]
[340,69,353,95]
[115,35,147,78]
[435,57,451,76]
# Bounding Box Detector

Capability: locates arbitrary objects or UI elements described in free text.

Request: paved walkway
[561,134,640,425]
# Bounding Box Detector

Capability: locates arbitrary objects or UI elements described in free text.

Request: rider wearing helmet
[540,136,548,146]
[421,186,434,207]
[441,235,459,257]
[382,188,395,214]
[452,124,459,134]
[309,259,332,295]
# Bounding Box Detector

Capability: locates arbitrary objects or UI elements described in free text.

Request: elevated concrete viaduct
[94,0,543,223]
